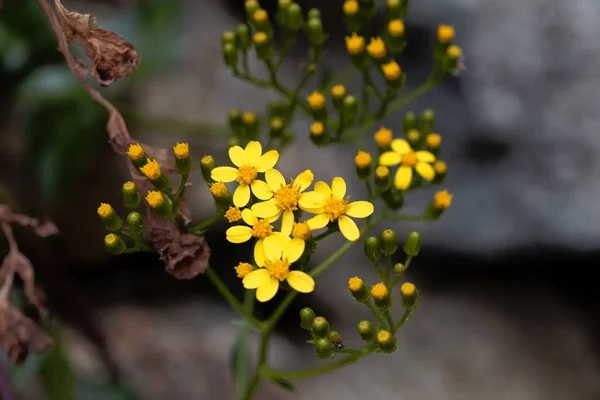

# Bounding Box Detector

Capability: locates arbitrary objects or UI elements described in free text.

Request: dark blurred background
[2,0,600,399]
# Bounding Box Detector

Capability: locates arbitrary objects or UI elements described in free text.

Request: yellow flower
[379,139,436,190]
[226,208,280,267]
[447,45,462,59]
[345,32,365,55]
[354,151,372,168]
[242,236,315,302]
[433,190,453,209]
[225,206,242,223]
[434,161,447,175]
[251,169,321,235]
[437,24,455,43]
[343,0,359,15]
[305,177,374,241]
[367,37,386,59]
[382,60,401,81]
[374,127,392,147]
[307,91,326,110]
[173,143,189,159]
[97,203,113,218]
[388,19,405,37]
[140,159,161,180]
[235,262,254,278]
[128,143,145,161]
[210,182,228,198]
[211,141,278,207]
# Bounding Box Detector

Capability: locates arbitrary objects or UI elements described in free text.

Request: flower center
[274,184,300,211]
[324,196,348,221]
[292,223,311,240]
[252,219,272,239]
[267,259,290,281]
[237,165,257,185]
[401,151,417,167]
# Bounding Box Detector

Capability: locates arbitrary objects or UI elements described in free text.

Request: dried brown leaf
[54,0,139,87]
[0,303,53,365]
[0,205,58,238]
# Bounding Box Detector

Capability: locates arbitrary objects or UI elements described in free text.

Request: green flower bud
[309,121,328,146]
[278,0,292,11]
[342,95,358,123]
[357,320,375,341]
[245,0,260,18]
[402,111,417,134]
[328,331,340,343]
[268,99,291,119]
[223,44,237,67]
[121,181,140,209]
[252,9,273,36]
[174,143,193,175]
[286,3,304,31]
[403,231,421,257]
[348,276,369,303]
[343,0,361,32]
[406,128,421,148]
[307,8,321,20]
[145,191,173,218]
[242,111,259,138]
[354,150,372,180]
[104,233,126,255]
[97,203,122,232]
[126,211,143,235]
[300,307,316,330]
[386,0,408,19]
[380,229,398,255]
[371,283,391,310]
[200,155,216,184]
[400,282,418,309]
[364,236,382,264]
[421,109,435,135]
[330,85,346,110]
[210,182,233,208]
[375,166,392,192]
[312,316,330,338]
[432,161,447,184]
[381,190,404,210]
[376,330,397,353]
[236,24,251,50]
[306,17,326,47]
[222,31,236,46]
[316,337,333,359]
[253,32,272,60]
[394,262,407,275]
[228,108,245,138]
[269,117,284,138]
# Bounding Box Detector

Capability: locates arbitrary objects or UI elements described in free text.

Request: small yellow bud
[345,32,365,55]
[253,32,269,45]
[253,9,268,24]
[348,276,369,302]
[377,330,391,343]
[310,121,324,136]
[376,166,389,179]
[145,191,164,209]
[375,166,391,190]
[225,206,242,223]
[437,24,455,43]
[370,282,388,300]
[210,182,228,198]
[447,45,462,59]
[331,84,346,99]
[401,282,416,297]
[292,222,311,240]
[388,19,405,37]
[367,37,386,59]
[376,329,397,352]
[307,91,326,110]
[433,190,453,209]
[140,159,161,180]
[434,161,447,175]
[104,233,125,255]
[348,276,364,292]
[426,133,442,149]
[128,143,145,161]
[407,129,420,143]
[122,181,140,209]
[97,203,113,218]
[173,143,190,160]
[400,282,418,309]
[374,127,393,148]
[382,60,401,81]
[343,0,359,15]
[354,150,372,169]
[235,262,254,278]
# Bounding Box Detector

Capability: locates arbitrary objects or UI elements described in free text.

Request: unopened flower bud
[122,181,140,209]
[343,0,360,31]
[140,159,171,191]
[228,108,244,137]
[421,109,435,135]
[376,329,397,353]
[126,211,143,235]
[380,229,398,255]
[357,320,375,341]
[427,190,453,218]
[345,33,368,69]
[388,19,405,38]
[252,9,273,36]
[307,17,326,47]
[328,331,340,343]
[406,129,421,148]
[402,111,417,134]
[330,84,346,109]
[382,61,403,90]
[210,182,232,208]
[403,231,421,257]
[309,121,327,145]
[307,90,327,121]
[200,155,216,183]
[97,203,122,232]
[444,45,461,72]
[236,24,251,50]
[437,24,455,44]
[222,31,236,46]
[104,233,125,255]
[364,236,382,264]
[253,32,272,60]
[242,111,259,138]
[223,43,238,67]
[381,190,404,210]
[173,143,193,175]
[300,307,316,330]
[316,337,333,359]
[307,8,321,19]
[371,282,391,310]
[375,166,392,191]
[400,282,418,309]
[269,117,284,138]
[245,0,260,18]
[426,133,442,154]
[394,262,406,275]
[386,0,403,19]
[127,143,147,169]
[343,95,358,123]
[312,316,330,338]
[145,190,172,218]
[235,262,254,279]
[354,150,372,180]
[432,161,447,184]
[348,276,369,303]
[367,37,387,62]
[286,3,304,30]
[373,127,392,152]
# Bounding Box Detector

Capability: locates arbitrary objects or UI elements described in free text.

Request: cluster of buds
[432,23,464,81]
[300,308,345,359]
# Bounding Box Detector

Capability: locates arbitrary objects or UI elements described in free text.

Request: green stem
[205,268,263,329]
[384,310,395,330]
[313,230,334,242]
[384,254,392,285]
[366,300,387,328]
[261,344,377,380]
[175,174,189,198]
[393,310,412,334]
[362,69,383,101]
[243,329,271,400]
[188,212,224,233]
[235,290,255,398]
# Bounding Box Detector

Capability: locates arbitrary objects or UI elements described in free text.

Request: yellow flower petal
[331,177,346,199]
[251,199,280,219]
[241,208,258,226]
[306,213,329,230]
[233,184,251,207]
[379,152,401,166]
[228,146,247,167]
[257,150,279,172]
[251,179,273,200]
[243,269,271,289]
[263,235,284,261]
[301,206,325,215]
[226,225,253,243]
[211,166,238,182]
[314,181,331,196]
[294,170,314,192]
[338,215,359,241]
[265,169,286,191]
[287,271,315,293]
[254,239,267,267]
[281,210,294,237]
[283,239,304,263]
[416,162,435,181]
[298,191,326,210]
[256,278,279,302]
[391,138,411,154]
[346,201,375,218]
[416,151,436,163]
[245,141,262,165]
[394,165,413,190]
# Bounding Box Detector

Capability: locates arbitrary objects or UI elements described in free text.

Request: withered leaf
[0,303,53,365]
[150,220,210,280]
[54,0,139,87]
[0,205,58,238]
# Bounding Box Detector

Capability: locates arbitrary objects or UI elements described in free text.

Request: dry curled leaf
[150,220,210,280]
[0,303,53,365]
[0,205,58,238]
[54,0,139,87]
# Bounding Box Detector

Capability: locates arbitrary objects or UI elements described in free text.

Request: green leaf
[229,329,252,397]
[39,326,76,400]
[271,377,296,393]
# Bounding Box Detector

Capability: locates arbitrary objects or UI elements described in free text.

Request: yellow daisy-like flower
[305,177,374,241]
[226,208,280,266]
[251,169,322,233]
[211,141,279,207]
[379,139,436,190]
[242,237,315,302]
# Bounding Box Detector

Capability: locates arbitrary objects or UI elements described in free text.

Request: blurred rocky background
[1,0,600,399]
